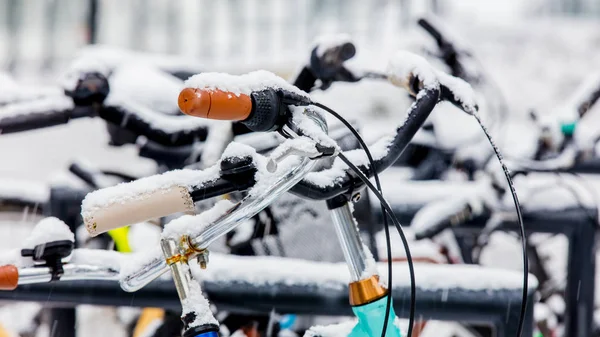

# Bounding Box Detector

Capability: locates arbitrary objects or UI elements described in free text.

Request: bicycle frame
[159,196,401,337]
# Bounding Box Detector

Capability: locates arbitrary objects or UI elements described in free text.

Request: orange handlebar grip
[0,265,18,291]
[178,88,253,121]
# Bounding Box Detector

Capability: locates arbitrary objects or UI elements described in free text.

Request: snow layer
[81,165,220,220]
[313,34,353,58]
[200,121,235,167]
[103,93,214,133]
[75,44,204,75]
[184,70,308,98]
[0,95,74,121]
[0,72,64,106]
[302,135,393,188]
[387,50,477,114]
[161,199,235,240]
[0,178,49,203]
[410,194,485,235]
[59,57,110,92]
[107,63,185,116]
[21,217,74,249]
[198,253,538,291]
[70,248,122,269]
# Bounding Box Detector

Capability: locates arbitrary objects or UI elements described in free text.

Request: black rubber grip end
[245,89,282,132]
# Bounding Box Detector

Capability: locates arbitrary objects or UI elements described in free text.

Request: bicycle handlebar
[418,18,446,48]
[413,199,474,240]
[0,263,119,291]
[0,99,93,134]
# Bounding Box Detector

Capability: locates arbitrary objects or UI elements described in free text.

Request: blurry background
[0,0,599,183]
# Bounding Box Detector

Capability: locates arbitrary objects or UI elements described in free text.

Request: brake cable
[474,113,528,337]
[312,101,416,337]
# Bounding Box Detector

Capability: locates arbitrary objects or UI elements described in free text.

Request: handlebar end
[0,265,18,291]
[178,88,252,121]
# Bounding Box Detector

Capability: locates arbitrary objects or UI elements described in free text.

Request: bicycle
[0,50,529,337]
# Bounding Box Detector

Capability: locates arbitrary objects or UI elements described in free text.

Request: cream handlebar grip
[84,186,194,237]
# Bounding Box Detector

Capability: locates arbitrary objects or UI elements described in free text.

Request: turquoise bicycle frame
[350,295,402,337]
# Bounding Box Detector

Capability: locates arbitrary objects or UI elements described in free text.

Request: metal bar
[0,278,535,330]
[564,218,597,337]
[330,203,370,281]
[88,0,99,44]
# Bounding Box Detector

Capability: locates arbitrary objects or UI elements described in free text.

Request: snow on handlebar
[387,50,478,115]
[81,89,330,238]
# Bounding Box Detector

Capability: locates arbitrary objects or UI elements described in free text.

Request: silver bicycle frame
[331,202,374,282]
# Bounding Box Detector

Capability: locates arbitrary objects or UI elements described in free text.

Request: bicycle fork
[160,237,219,337]
[326,195,402,337]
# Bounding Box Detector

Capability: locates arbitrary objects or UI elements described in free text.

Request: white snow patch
[0,179,49,204]
[0,73,63,106]
[387,50,477,114]
[59,57,110,92]
[375,229,445,263]
[0,96,74,121]
[313,34,353,58]
[103,93,214,133]
[302,135,393,188]
[387,50,438,89]
[200,122,234,168]
[75,44,204,75]
[410,194,485,236]
[81,165,220,219]
[70,249,122,269]
[184,70,308,98]
[183,263,219,327]
[198,253,538,291]
[305,320,355,337]
[118,246,164,283]
[21,217,74,249]
[107,63,184,115]
[290,106,337,149]
[128,222,162,252]
[161,199,236,240]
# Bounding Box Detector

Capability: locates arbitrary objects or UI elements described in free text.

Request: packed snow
[74,44,205,76]
[184,70,309,98]
[161,199,235,240]
[81,165,219,221]
[184,263,219,327]
[107,62,185,116]
[387,50,477,114]
[313,34,354,58]
[0,178,49,204]
[58,57,110,92]
[0,95,74,121]
[21,217,74,250]
[196,253,538,291]
[103,94,215,133]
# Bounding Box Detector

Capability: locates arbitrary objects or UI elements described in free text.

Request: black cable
[311,101,415,337]
[473,114,528,337]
